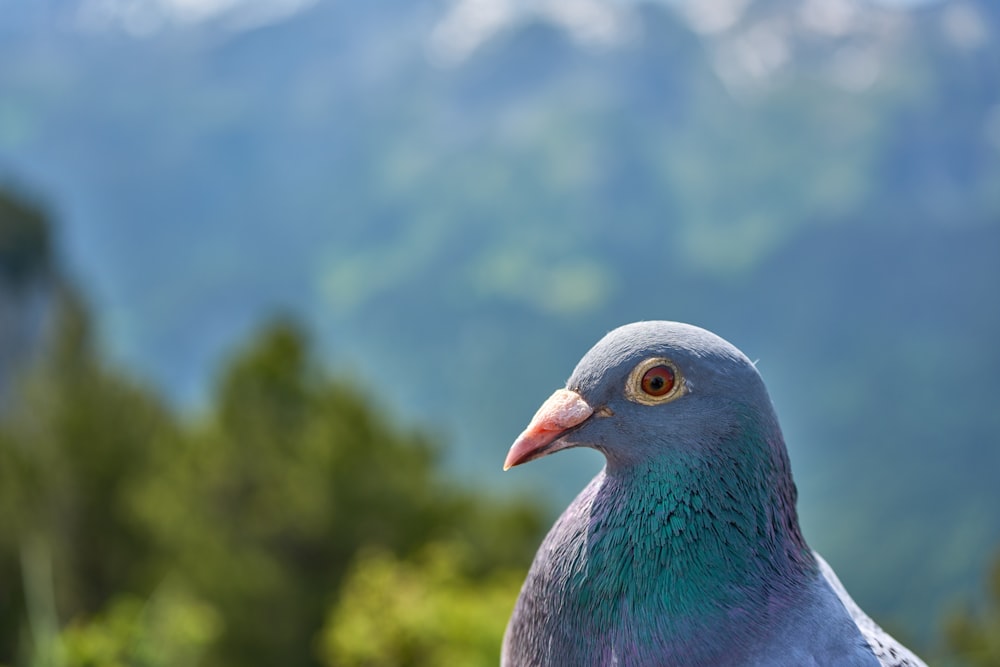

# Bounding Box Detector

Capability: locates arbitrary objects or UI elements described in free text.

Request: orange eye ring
[625,357,685,405]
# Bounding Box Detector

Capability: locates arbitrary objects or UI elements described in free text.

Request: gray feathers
[817,554,927,667]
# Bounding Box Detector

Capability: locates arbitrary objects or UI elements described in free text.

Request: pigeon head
[504,320,784,475]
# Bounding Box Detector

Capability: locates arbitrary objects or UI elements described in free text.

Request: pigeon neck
[581,428,815,628]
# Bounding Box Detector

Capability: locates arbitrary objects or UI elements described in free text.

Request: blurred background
[2,0,999,665]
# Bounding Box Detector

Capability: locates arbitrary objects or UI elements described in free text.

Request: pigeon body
[501,321,925,667]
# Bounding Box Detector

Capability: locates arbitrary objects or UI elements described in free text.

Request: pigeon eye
[626,358,685,405]
[641,365,675,397]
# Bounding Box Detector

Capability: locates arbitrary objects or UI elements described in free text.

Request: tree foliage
[0,299,544,667]
[0,292,174,652]
[320,543,522,667]
[58,585,220,667]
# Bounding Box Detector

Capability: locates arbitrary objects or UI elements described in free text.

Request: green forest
[2,189,1000,667]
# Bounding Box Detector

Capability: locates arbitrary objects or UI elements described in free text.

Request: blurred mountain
[2,0,999,649]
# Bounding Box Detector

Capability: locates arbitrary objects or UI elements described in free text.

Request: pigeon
[501,321,926,667]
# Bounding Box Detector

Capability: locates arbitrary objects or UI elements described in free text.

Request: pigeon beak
[503,389,594,470]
